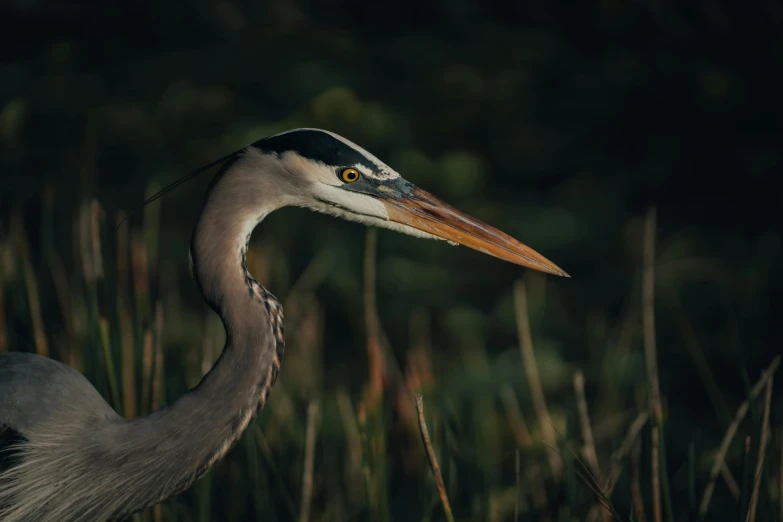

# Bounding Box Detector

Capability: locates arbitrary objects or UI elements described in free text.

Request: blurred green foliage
[1,1,781,521]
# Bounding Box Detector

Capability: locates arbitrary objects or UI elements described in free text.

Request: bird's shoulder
[0,352,118,436]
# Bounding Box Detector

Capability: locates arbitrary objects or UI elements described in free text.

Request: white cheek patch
[301,186,451,244]
[307,184,389,221]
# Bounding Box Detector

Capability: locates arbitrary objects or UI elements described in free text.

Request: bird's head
[238,128,568,277]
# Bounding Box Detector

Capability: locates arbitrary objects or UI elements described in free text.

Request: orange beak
[381,187,569,277]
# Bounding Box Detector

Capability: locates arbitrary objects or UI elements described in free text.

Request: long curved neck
[107,154,288,518]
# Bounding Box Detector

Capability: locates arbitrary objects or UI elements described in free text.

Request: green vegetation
[1,4,781,521]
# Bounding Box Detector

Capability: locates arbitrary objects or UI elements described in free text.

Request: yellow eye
[340,168,360,183]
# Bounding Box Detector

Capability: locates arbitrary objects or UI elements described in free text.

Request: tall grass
[0,195,780,522]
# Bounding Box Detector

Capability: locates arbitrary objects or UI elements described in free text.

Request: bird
[0,128,568,521]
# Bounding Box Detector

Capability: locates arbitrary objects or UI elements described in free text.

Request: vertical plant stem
[14,217,48,357]
[49,252,75,365]
[642,208,674,522]
[513,280,561,478]
[300,401,319,522]
[642,207,662,422]
[140,328,154,415]
[336,388,364,508]
[119,304,136,417]
[739,436,752,522]
[361,228,389,521]
[586,410,649,522]
[363,228,383,411]
[778,432,783,522]
[514,449,521,522]
[746,376,773,522]
[642,209,662,522]
[658,424,674,522]
[779,433,783,522]
[574,370,601,481]
[117,212,137,418]
[151,302,164,409]
[688,442,696,518]
[652,426,662,522]
[99,317,122,411]
[356,404,374,521]
[631,438,646,522]
[415,394,454,522]
[131,233,150,325]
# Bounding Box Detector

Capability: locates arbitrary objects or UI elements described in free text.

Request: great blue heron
[0,128,567,521]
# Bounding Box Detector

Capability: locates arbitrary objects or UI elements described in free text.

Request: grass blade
[699,356,780,517]
[745,376,773,522]
[415,394,454,522]
[300,400,319,522]
[513,279,561,478]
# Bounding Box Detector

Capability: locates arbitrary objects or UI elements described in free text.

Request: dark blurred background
[1,1,781,521]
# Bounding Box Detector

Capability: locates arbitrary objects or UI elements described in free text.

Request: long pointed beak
[381,187,569,277]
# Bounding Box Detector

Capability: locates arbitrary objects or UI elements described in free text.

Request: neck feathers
[0,153,288,522]
[117,154,288,517]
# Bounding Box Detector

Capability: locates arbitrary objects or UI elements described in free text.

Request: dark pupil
[346,170,356,180]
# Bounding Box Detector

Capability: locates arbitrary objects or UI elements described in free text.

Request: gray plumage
[0,128,567,521]
[0,143,288,521]
[0,129,410,521]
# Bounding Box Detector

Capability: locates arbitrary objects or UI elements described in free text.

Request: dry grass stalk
[514,449,521,522]
[780,432,782,522]
[574,370,601,481]
[414,394,454,522]
[300,400,319,522]
[587,411,649,522]
[12,215,49,357]
[77,200,103,285]
[142,181,162,275]
[131,232,150,319]
[119,304,137,418]
[363,228,384,411]
[151,301,164,410]
[140,327,154,415]
[513,279,561,478]
[90,200,105,283]
[116,212,137,417]
[651,426,662,522]
[741,436,752,517]
[48,252,75,364]
[630,438,646,522]
[336,388,363,506]
[356,402,375,512]
[719,463,741,500]
[116,211,130,295]
[699,355,780,516]
[642,207,662,423]
[746,376,774,522]
[607,411,649,495]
